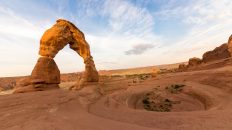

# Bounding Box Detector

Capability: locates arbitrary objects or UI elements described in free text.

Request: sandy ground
[0,62,232,130]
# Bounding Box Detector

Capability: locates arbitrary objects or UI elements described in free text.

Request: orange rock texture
[202,43,230,63]
[14,19,99,93]
[188,57,202,67]
[228,35,232,56]
[39,19,91,59]
[31,57,60,84]
[178,64,187,71]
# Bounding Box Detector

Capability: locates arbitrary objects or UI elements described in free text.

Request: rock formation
[177,35,232,72]
[178,64,187,71]
[31,57,60,84]
[177,58,201,71]
[228,35,232,56]
[188,57,202,67]
[202,43,230,63]
[14,19,99,93]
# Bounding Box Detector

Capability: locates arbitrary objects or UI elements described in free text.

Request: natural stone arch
[14,19,99,93]
[39,19,98,82]
[40,19,90,60]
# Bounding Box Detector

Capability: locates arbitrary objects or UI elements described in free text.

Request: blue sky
[0,0,232,77]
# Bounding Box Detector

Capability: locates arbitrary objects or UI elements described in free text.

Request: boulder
[202,43,230,63]
[178,64,187,71]
[188,57,202,67]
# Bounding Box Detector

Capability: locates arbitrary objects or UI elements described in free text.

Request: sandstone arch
[14,19,99,93]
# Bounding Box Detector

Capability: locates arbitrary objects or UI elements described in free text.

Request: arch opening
[54,45,85,73]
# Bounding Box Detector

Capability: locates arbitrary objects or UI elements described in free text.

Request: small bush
[165,84,185,94]
[142,84,184,112]
[142,90,173,112]
[142,98,150,104]
[142,97,173,112]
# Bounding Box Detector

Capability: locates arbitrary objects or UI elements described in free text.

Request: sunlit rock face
[188,57,202,67]
[31,57,60,84]
[202,43,231,63]
[178,64,188,71]
[83,57,99,82]
[14,19,99,93]
[39,19,99,82]
[228,35,232,56]
[39,19,90,59]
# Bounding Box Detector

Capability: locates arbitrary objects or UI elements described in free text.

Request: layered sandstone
[39,19,91,60]
[178,64,187,71]
[202,43,230,63]
[31,57,60,84]
[14,57,60,93]
[39,19,98,83]
[188,57,202,67]
[14,19,99,93]
[83,57,99,82]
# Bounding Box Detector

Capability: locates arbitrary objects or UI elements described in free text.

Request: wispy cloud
[152,0,232,62]
[101,0,155,38]
[125,43,155,55]
[0,7,42,76]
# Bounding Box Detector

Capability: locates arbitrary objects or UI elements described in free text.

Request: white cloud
[125,43,155,55]
[101,0,155,38]
[183,0,232,25]
[152,0,232,62]
[0,7,42,76]
[0,7,84,77]
[82,0,162,69]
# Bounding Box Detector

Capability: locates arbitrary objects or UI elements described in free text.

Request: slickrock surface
[1,58,232,130]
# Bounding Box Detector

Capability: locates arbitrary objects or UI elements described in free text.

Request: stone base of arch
[13,57,60,93]
[13,56,99,93]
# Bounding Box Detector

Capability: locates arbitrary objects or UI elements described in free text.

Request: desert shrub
[142,84,184,112]
[138,74,151,80]
[111,75,123,77]
[142,87,173,112]
[132,79,137,83]
[125,73,153,81]
[165,84,185,94]
[142,95,173,112]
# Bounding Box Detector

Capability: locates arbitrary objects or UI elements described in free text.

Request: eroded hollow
[126,85,207,112]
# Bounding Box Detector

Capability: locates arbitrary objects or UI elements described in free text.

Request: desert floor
[0,61,232,130]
